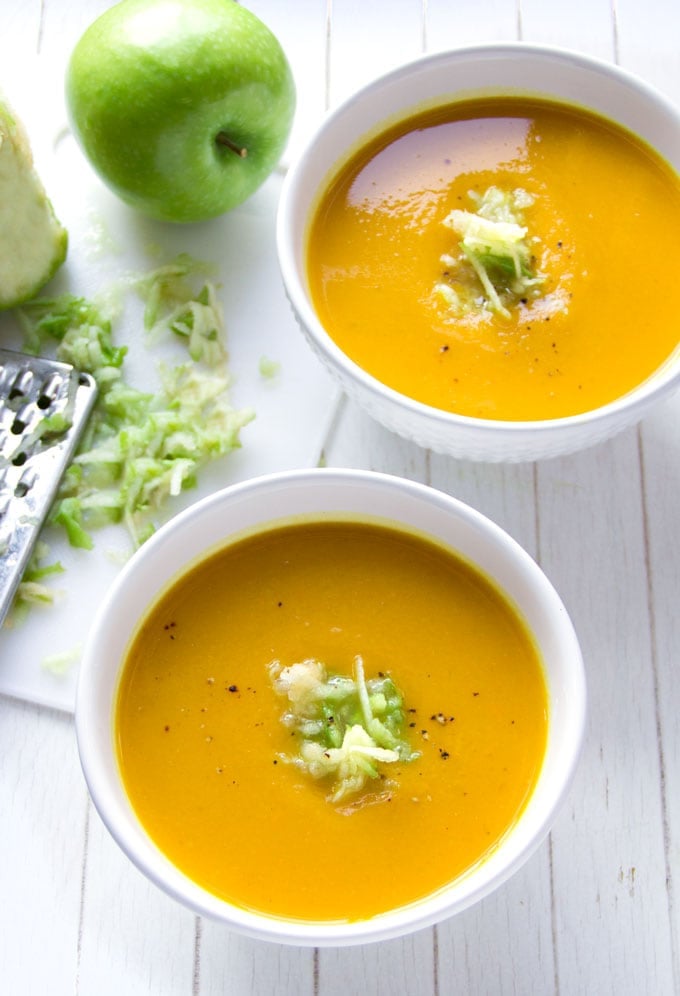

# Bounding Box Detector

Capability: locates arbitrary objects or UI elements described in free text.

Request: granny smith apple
[65,0,296,223]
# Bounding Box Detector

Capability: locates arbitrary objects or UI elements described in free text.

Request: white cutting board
[0,55,339,713]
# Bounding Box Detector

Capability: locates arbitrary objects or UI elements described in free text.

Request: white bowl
[76,468,586,946]
[277,45,680,461]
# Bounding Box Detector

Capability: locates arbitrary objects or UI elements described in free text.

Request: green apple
[65,0,296,223]
[0,97,68,309]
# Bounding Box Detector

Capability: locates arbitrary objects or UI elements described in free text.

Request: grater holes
[11,400,35,435]
[0,349,99,629]
[8,369,33,402]
[37,373,62,410]
[14,468,37,498]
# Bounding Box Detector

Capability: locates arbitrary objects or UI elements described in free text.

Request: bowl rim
[276,42,680,445]
[75,467,587,946]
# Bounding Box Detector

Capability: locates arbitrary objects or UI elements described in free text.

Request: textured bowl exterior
[285,294,670,462]
[277,44,680,462]
[76,469,586,945]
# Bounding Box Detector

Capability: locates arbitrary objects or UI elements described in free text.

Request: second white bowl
[75,468,586,945]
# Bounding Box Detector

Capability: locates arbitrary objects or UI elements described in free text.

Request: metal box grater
[0,348,97,628]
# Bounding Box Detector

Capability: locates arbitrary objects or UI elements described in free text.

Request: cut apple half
[0,96,67,310]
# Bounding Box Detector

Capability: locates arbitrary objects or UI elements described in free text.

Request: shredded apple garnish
[436,185,546,318]
[268,655,420,807]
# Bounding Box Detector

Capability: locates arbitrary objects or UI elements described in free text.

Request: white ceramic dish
[75,468,586,946]
[277,44,680,462]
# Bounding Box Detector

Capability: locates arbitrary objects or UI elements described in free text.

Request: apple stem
[216,132,248,158]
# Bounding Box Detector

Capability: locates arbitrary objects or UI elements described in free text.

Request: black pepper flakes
[228,685,238,693]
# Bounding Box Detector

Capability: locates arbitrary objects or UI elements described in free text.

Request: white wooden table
[2,1,680,993]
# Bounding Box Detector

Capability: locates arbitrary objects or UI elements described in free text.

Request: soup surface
[307,98,680,420]
[116,520,548,922]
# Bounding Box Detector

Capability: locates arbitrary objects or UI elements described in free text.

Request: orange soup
[116,520,548,922]
[306,98,680,421]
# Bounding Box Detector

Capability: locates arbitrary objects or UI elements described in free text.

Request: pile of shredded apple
[7,255,253,624]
